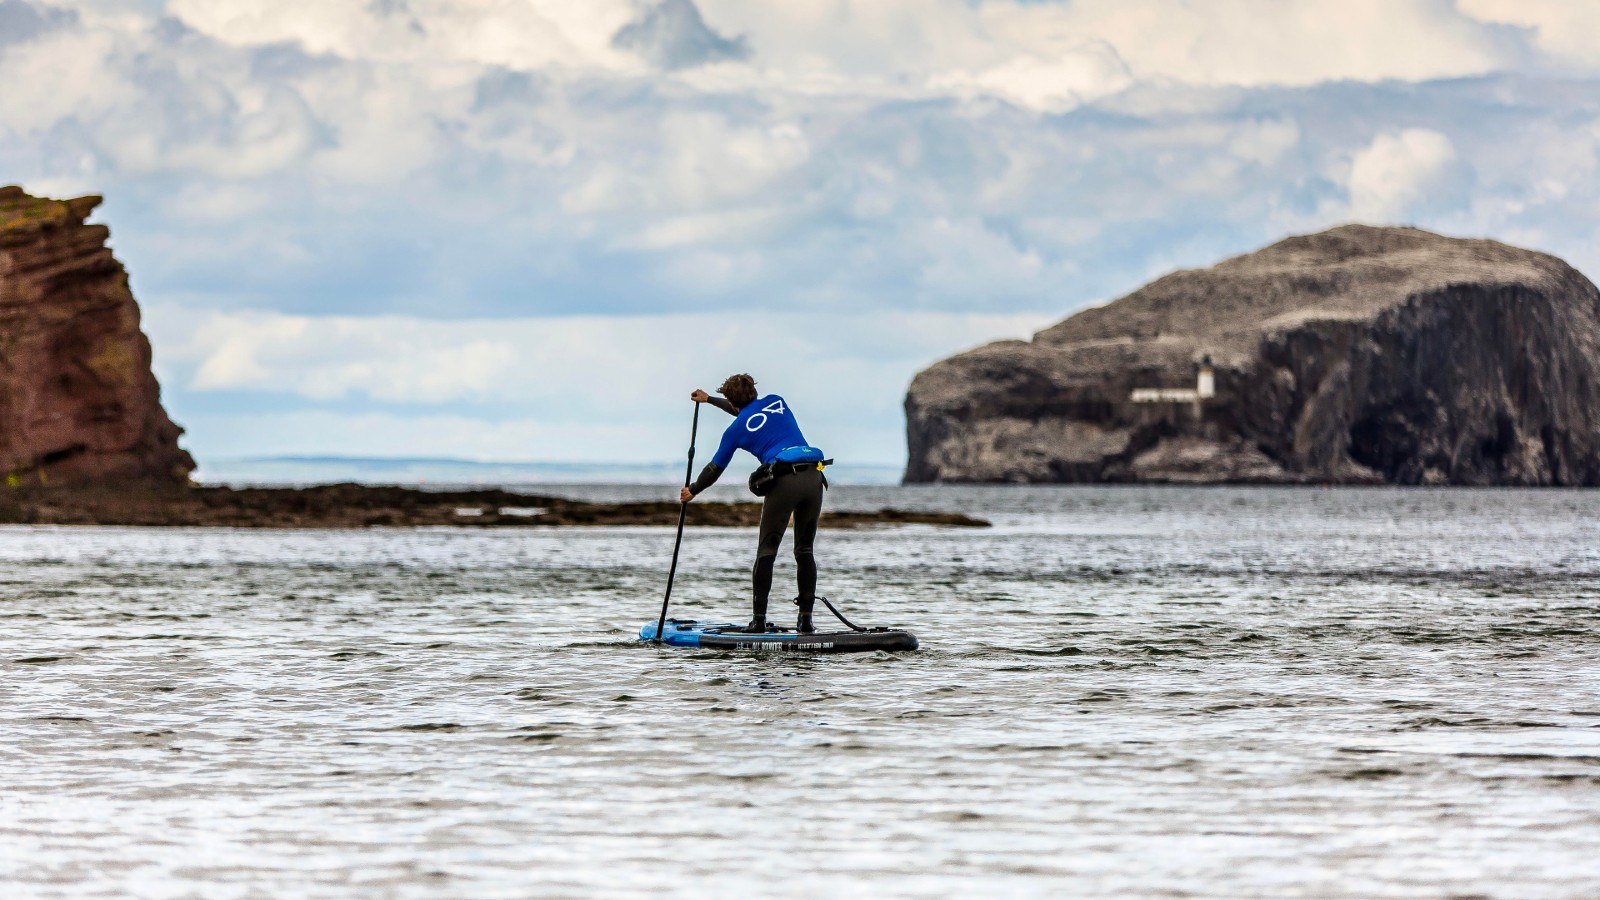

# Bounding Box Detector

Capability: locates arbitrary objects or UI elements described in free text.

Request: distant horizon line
[198,454,907,469]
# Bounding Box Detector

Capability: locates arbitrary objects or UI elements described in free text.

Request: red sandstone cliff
[0,186,194,484]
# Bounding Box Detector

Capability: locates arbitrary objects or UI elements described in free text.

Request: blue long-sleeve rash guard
[689,394,814,494]
[713,394,808,467]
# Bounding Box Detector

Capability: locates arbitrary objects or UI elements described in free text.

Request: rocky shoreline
[0,483,990,529]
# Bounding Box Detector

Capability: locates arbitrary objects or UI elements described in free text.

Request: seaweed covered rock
[905,225,1600,485]
[0,186,194,484]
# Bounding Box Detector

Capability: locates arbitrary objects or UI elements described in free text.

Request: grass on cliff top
[0,197,70,231]
[0,189,98,232]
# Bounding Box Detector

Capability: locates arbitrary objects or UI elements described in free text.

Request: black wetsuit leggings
[751,468,824,619]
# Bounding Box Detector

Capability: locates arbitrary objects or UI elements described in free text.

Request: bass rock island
[904,225,1600,485]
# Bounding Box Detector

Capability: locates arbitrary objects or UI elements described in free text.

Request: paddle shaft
[654,402,700,643]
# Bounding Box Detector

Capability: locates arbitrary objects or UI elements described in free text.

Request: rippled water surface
[3,486,1600,897]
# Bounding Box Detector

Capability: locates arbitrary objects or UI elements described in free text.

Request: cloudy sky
[4,0,1600,470]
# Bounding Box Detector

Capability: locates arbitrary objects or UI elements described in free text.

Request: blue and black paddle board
[640,619,918,654]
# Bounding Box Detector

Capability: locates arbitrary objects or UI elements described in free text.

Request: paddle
[653,401,700,643]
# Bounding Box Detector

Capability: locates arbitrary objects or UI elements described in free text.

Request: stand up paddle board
[640,619,918,654]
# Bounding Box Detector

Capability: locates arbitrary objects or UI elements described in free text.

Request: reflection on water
[1,486,1598,896]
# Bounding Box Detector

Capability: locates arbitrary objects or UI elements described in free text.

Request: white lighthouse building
[1131,356,1216,404]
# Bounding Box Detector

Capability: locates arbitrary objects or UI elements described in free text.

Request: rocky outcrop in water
[0,186,193,484]
[0,484,989,529]
[905,225,1600,485]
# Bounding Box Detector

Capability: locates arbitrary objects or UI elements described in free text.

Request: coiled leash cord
[800,596,890,633]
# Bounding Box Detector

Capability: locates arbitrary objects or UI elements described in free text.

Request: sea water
[1,486,1598,897]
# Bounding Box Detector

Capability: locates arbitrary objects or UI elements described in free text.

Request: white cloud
[1457,0,1600,70]
[613,0,748,70]
[0,26,134,133]
[185,409,584,462]
[687,0,1532,107]
[163,0,639,71]
[147,306,1053,462]
[9,0,1600,469]
[1004,0,1522,88]
[910,217,1047,300]
[561,113,810,220]
[1229,119,1301,166]
[139,0,1553,118]
[158,307,1052,403]
[182,312,520,403]
[1346,128,1460,222]
[628,206,787,251]
[930,46,1133,114]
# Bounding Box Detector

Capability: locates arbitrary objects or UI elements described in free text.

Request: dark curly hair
[718,373,757,408]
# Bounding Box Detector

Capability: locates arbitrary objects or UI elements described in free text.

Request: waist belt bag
[748,458,835,497]
[747,464,777,497]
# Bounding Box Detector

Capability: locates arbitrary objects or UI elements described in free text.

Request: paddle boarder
[680,374,829,634]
